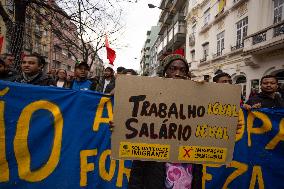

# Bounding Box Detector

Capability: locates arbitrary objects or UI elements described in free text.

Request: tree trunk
[10,0,28,71]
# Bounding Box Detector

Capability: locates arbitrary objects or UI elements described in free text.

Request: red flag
[105,35,116,65]
[173,48,184,56]
[0,36,4,53]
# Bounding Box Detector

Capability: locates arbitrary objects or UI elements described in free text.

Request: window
[54,61,61,69]
[191,50,195,61]
[174,22,179,35]
[202,43,209,59]
[274,0,284,23]
[174,21,185,35]
[43,29,48,36]
[24,34,32,51]
[204,8,210,26]
[6,0,13,13]
[157,42,163,53]
[189,24,196,46]
[43,45,48,56]
[62,49,67,56]
[217,31,225,55]
[43,45,47,52]
[54,45,62,53]
[168,27,173,41]
[68,52,72,58]
[34,37,41,53]
[162,36,167,48]
[192,24,196,34]
[236,17,248,48]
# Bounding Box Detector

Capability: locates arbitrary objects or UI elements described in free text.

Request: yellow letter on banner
[266,118,284,150]
[99,150,116,181]
[80,149,97,187]
[0,87,10,182]
[202,164,222,189]
[249,166,264,189]
[222,161,248,189]
[14,100,63,182]
[247,111,272,147]
[116,160,131,187]
[93,97,113,131]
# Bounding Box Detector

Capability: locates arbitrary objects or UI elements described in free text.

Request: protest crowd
[0,50,283,189]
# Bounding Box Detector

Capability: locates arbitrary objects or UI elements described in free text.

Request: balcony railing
[274,22,284,37]
[244,20,284,53]
[231,43,244,51]
[213,51,224,58]
[252,32,266,45]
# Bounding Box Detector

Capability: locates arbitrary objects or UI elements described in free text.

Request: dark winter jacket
[128,161,203,189]
[55,79,70,89]
[96,77,115,93]
[246,92,284,108]
[15,72,55,86]
[0,71,17,82]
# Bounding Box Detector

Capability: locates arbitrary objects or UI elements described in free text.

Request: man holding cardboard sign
[111,54,241,189]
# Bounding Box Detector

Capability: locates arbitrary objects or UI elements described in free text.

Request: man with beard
[245,75,284,109]
[15,53,55,86]
[96,67,115,93]
[70,62,93,90]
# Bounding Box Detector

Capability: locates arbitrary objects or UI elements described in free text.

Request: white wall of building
[185,0,284,100]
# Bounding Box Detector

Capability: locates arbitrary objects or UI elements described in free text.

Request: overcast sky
[101,0,161,72]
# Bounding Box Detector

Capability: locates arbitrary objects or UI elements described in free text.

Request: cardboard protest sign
[111,75,241,164]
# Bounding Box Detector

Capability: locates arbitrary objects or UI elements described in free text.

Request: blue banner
[204,108,284,189]
[0,81,131,189]
[0,81,283,189]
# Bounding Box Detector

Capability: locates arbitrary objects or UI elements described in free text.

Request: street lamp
[147,3,167,11]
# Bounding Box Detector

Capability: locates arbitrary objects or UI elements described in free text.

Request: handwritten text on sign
[112,75,241,164]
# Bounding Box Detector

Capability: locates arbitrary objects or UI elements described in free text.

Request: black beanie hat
[162,54,189,76]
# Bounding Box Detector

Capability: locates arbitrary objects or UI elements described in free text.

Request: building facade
[140,0,189,76]
[154,0,188,76]
[0,0,104,77]
[0,0,13,53]
[186,0,284,99]
[140,26,160,76]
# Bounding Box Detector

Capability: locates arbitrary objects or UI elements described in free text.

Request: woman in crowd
[56,69,69,88]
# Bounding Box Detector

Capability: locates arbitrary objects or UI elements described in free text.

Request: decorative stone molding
[217,20,225,30]
[243,55,259,68]
[237,2,248,18]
